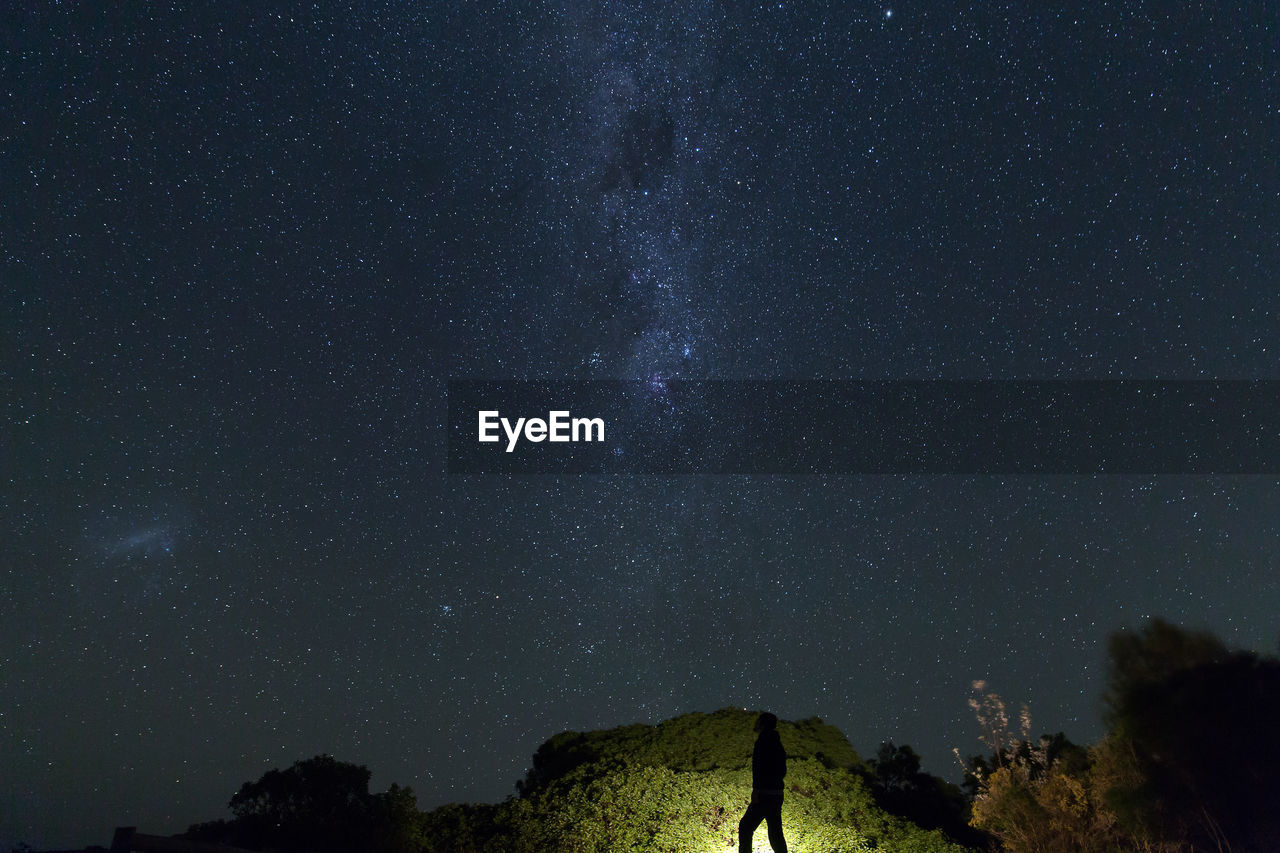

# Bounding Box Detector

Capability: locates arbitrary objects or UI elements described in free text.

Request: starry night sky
[3,2,1279,848]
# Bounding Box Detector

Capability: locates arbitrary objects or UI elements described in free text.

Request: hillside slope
[421,707,975,853]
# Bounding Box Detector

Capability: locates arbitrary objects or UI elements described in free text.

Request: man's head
[754,712,778,733]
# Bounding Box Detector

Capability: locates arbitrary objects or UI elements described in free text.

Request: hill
[420,707,975,853]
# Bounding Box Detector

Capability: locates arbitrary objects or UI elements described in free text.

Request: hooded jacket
[751,728,787,792]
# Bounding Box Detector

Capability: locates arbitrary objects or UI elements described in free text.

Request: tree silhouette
[188,754,421,853]
[870,742,985,847]
[966,619,1280,853]
[1105,619,1280,852]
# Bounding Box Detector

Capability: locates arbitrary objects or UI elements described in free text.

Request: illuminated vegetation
[419,708,974,853]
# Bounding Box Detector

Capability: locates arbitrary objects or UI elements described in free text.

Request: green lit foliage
[415,802,501,853]
[423,707,974,853]
[516,707,865,795]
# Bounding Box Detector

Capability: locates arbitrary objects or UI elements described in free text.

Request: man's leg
[739,801,766,853]
[763,796,787,853]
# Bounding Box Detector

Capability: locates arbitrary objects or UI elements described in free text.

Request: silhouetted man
[739,711,787,853]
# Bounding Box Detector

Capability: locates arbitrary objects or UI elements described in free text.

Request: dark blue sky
[3,2,1278,848]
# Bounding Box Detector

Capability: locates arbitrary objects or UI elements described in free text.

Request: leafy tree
[187,754,421,853]
[418,802,503,853]
[368,783,426,853]
[870,743,982,847]
[963,681,1147,853]
[964,620,1280,853]
[1104,619,1229,707]
[1104,619,1280,852]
